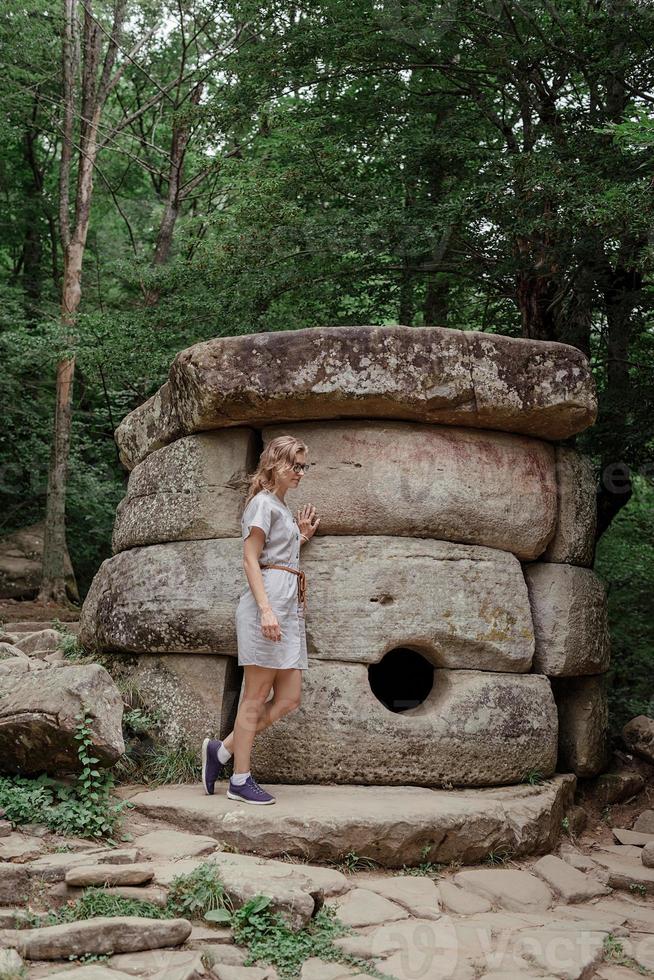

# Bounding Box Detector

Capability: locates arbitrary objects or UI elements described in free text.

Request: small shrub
[332,850,379,874]
[166,862,231,919]
[523,769,545,785]
[230,899,383,979]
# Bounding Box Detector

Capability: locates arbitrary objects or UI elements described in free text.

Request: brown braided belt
[259,563,307,612]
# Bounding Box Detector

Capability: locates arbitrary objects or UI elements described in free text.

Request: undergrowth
[21,863,383,979]
[0,714,130,839]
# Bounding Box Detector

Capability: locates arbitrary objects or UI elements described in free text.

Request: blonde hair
[242,435,309,509]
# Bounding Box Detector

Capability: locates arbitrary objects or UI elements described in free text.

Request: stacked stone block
[81,325,609,787]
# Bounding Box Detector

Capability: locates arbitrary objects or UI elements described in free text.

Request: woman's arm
[243,528,281,641]
[243,528,271,609]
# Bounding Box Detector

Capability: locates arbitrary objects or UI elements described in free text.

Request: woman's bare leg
[222,668,302,759]
[230,665,276,774]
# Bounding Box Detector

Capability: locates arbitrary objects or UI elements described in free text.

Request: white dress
[235,490,308,670]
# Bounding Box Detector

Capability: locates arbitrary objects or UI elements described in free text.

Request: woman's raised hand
[297,503,320,540]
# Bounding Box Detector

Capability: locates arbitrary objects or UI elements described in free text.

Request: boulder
[112,429,258,553]
[113,326,598,470]
[0,521,79,601]
[0,663,124,774]
[524,563,610,676]
[591,766,645,805]
[541,446,597,567]
[551,675,610,777]
[1,915,192,959]
[643,843,654,868]
[80,536,535,674]
[622,716,654,765]
[0,643,27,661]
[248,663,558,786]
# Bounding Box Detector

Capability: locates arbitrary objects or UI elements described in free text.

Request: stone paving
[0,798,653,978]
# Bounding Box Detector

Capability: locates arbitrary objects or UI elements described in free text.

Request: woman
[201,435,320,804]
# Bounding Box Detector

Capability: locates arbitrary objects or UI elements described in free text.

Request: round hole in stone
[368,647,434,713]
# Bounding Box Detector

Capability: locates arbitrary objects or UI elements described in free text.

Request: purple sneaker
[226,774,276,805]
[201,737,225,796]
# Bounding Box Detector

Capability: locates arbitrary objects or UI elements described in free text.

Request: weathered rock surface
[113,420,562,560]
[591,768,645,805]
[531,854,610,902]
[80,536,535,673]
[0,948,24,974]
[612,827,654,847]
[541,446,597,567]
[0,915,192,959]
[452,869,553,912]
[438,880,492,915]
[113,326,598,470]
[622,716,654,765]
[65,863,155,887]
[642,842,654,868]
[634,810,654,834]
[129,776,576,867]
[0,865,29,906]
[122,653,242,746]
[551,675,610,777]
[525,563,610,676]
[7,628,63,658]
[332,887,409,927]
[0,663,124,774]
[28,847,140,883]
[112,429,258,552]
[133,829,219,860]
[249,663,557,786]
[0,832,45,862]
[591,850,654,893]
[350,873,440,919]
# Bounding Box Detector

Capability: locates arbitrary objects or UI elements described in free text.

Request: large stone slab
[113,421,559,560]
[128,776,576,868]
[80,536,535,673]
[524,564,610,676]
[0,916,192,959]
[113,326,598,469]
[248,663,557,786]
[112,430,258,552]
[551,675,610,777]
[0,663,124,775]
[541,447,597,567]
[264,421,557,559]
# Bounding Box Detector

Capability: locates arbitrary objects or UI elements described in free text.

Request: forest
[0,0,652,732]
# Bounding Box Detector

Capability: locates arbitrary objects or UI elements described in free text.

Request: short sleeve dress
[235,490,308,670]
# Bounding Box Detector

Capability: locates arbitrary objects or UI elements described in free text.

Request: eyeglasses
[291,463,310,474]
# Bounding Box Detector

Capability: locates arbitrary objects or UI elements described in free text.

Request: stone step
[128,774,575,868]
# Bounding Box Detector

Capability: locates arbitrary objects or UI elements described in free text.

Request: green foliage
[484,848,513,866]
[230,898,384,979]
[523,770,545,786]
[166,862,230,919]
[595,476,654,734]
[115,741,201,786]
[332,850,379,874]
[23,889,166,928]
[0,715,129,839]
